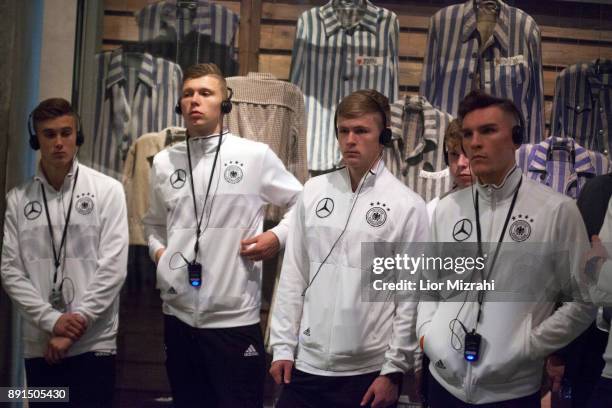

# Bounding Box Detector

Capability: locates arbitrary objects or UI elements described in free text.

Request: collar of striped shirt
[389,96,441,161]
[528,137,597,176]
[105,49,156,90]
[319,0,379,36]
[460,0,510,50]
[161,0,213,35]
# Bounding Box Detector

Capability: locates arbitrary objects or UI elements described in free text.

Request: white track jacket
[417,166,595,403]
[270,160,429,375]
[144,133,302,328]
[1,161,128,358]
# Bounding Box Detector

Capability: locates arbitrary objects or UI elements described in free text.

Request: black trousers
[164,314,265,408]
[25,352,115,408]
[276,368,398,408]
[427,375,539,408]
[588,376,612,408]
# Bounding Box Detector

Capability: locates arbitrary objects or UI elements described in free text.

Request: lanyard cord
[474,176,522,326]
[185,125,223,264]
[40,167,80,287]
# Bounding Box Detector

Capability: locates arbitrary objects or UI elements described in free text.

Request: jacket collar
[340,157,385,193]
[390,96,441,161]
[587,59,612,97]
[105,49,156,90]
[35,159,79,191]
[160,0,213,36]
[461,0,510,51]
[527,136,596,176]
[319,0,379,37]
[187,130,230,154]
[475,164,522,202]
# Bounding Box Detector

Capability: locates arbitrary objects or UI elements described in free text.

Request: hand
[155,248,166,265]
[44,336,73,364]
[240,231,280,261]
[53,313,87,340]
[546,355,565,393]
[270,360,293,385]
[360,375,399,408]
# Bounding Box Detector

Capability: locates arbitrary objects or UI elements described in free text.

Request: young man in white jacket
[143,63,302,407]
[417,91,595,407]
[269,90,429,408]
[1,98,128,407]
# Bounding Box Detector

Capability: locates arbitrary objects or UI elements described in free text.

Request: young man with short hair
[417,91,595,407]
[144,63,302,407]
[269,89,429,408]
[1,98,128,407]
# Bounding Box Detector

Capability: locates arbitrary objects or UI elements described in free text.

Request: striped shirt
[383,95,453,202]
[290,0,399,171]
[550,60,612,156]
[90,49,183,180]
[134,0,239,73]
[226,72,308,221]
[420,0,544,144]
[516,136,611,199]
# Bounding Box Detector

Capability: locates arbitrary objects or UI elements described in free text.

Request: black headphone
[28,111,84,150]
[334,93,392,145]
[175,87,234,115]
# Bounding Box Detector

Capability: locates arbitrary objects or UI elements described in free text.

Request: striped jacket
[420,0,544,144]
[290,0,399,171]
[89,49,183,180]
[550,60,612,156]
[383,96,453,202]
[516,136,610,199]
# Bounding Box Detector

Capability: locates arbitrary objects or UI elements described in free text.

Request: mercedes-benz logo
[452,219,473,242]
[24,201,42,220]
[315,198,334,218]
[170,169,187,189]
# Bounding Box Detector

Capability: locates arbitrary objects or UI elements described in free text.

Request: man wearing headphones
[269,90,429,408]
[417,91,595,407]
[143,63,302,407]
[1,98,128,407]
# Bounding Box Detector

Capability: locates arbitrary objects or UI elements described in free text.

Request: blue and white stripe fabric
[516,136,611,199]
[290,0,399,171]
[134,0,239,73]
[383,95,453,202]
[420,0,544,144]
[550,59,612,156]
[90,49,183,180]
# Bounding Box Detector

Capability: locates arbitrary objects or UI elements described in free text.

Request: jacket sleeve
[381,201,430,375]
[260,147,303,247]
[588,198,612,304]
[529,200,596,358]
[527,20,545,144]
[1,189,63,333]
[74,181,128,324]
[419,14,438,103]
[269,192,308,362]
[143,158,168,260]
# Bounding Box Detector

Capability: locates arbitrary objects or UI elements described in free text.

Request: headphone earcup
[76,130,84,146]
[175,103,182,115]
[443,145,449,166]
[512,125,523,145]
[221,100,232,114]
[29,135,40,150]
[379,128,392,145]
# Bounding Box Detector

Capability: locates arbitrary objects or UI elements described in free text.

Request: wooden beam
[239,0,262,75]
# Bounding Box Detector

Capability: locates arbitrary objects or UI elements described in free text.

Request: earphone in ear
[510,107,525,145]
[28,112,84,150]
[175,87,234,116]
[333,93,392,145]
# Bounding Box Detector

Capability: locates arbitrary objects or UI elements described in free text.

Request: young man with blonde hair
[270,89,429,408]
[144,63,302,407]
